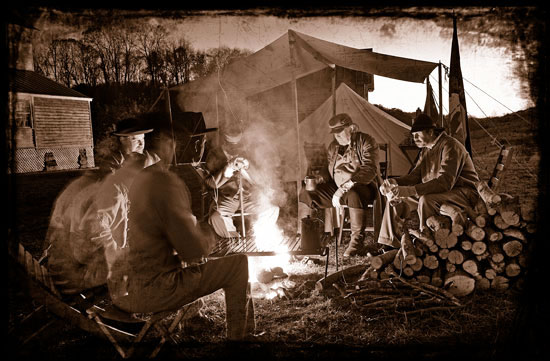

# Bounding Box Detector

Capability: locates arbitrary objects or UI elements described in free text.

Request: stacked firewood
[359,181,536,297]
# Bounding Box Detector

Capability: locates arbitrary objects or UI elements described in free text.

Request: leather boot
[343,208,366,258]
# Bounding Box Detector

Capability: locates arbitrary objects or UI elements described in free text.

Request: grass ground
[7,108,545,360]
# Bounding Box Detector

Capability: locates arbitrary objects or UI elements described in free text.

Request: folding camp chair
[9,241,196,358]
[8,242,108,345]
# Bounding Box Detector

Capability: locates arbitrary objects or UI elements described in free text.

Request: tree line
[33,23,251,88]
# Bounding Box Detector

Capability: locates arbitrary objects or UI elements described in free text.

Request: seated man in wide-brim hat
[377,113,480,248]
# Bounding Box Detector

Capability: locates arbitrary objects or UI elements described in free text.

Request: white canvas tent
[284,83,412,182]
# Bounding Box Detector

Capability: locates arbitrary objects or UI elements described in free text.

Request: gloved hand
[379,178,397,195]
[232,157,249,171]
[391,185,417,198]
[223,164,236,178]
[332,188,345,208]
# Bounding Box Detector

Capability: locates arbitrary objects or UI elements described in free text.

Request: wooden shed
[7,23,95,174]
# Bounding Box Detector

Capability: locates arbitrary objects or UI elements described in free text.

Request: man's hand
[341,180,355,192]
[391,185,417,198]
[379,178,397,195]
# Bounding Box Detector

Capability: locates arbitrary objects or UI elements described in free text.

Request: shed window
[15,99,32,128]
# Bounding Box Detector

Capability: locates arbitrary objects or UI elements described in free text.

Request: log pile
[357,182,535,297]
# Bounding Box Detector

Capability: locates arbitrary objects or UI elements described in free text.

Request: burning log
[440,203,467,236]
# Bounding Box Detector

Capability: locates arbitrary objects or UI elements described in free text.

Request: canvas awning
[171,29,438,129]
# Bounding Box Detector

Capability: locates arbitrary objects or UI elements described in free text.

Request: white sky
[161,14,533,118]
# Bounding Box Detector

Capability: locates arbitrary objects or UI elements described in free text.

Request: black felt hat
[410,113,444,133]
[111,117,154,136]
[328,113,353,133]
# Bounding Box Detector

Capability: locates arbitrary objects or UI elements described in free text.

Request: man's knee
[418,194,439,210]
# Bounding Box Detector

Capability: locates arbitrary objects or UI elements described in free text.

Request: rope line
[431,68,538,178]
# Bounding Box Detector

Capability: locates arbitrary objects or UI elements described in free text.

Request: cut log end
[444,271,475,297]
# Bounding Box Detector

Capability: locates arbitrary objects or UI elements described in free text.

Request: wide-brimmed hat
[410,113,443,133]
[187,123,218,137]
[111,117,154,136]
[329,113,353,133]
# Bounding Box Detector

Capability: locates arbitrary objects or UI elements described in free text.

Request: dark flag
[423,78,439,123]
[449,16,472,156]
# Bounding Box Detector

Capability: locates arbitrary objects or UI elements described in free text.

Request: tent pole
[165,88,177,167]
[332,68,336,116]
[438,61,444,129]
[216,91,220,146]
[289,32,302,234]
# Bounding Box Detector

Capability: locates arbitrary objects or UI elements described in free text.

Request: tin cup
[304,176,319,191]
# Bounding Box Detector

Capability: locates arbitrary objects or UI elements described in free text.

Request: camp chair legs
[86,304,187,359]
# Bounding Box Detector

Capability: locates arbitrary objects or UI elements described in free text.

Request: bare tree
[83,25,127,84]
[165,37,194,85]
[136,24,168,85]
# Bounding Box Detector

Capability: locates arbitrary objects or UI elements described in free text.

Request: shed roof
[8,69,90,99]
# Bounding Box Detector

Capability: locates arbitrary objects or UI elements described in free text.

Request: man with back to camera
[107,121,256,341]
[377,113,480,248]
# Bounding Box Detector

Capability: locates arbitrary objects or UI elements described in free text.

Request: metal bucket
[301,215,322,250]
